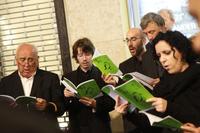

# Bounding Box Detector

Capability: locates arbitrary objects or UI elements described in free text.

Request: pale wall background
[63,0,131,70]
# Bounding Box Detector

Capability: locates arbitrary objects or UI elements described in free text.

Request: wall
[0,0,62,76]
[0,0,68,131]
[63,0,131,70]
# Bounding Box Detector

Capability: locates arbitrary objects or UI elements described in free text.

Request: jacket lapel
[13,71,25,96]
[30,70,41,96]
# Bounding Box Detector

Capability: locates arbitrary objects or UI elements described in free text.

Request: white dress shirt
[19,72,36,96]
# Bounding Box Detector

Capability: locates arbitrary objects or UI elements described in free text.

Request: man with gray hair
[139,12,165,78]
[140,12,166,42]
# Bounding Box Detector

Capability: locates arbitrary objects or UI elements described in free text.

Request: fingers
[114,95,128,114]
[146,97,167,112]
[36,98,47,110]
[64,88,75,97]
[79,97,96,108]
[181,124,199,133]
[102,74,118,86]
[150,78,160,87]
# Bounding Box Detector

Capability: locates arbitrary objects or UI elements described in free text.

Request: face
[143,22,164,41]
[77,48,93,71]
[159,12,174,31]
[126,29,144,56]
[155,41,187,74]
[16,45,38,78]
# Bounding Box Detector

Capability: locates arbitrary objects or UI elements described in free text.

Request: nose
[127,41,132,47]
[82,55,87,60]
[159,55,166,65]
[148,34,154,42]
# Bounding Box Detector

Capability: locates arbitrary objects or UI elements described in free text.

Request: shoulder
[119,57,135,67]
[36,69,59,79]
[62,69,77,80]
[0,71,19,82]
[119,57,136,73]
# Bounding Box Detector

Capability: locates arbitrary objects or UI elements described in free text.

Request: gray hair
[140,12,165,30]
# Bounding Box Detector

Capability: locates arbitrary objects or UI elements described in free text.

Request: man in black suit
[119,28,146,74]
[0,43,64,132]
[62,38,115,133]
[117,13,166,133]
[119,28,160,133]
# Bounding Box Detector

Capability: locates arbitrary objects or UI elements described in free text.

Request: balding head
[16,43,39,78]
[125,28,145,57]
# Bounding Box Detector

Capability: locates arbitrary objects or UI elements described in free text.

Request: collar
[18,71,36,80]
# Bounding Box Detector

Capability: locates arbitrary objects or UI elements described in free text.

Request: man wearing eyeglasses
[119,28,162,133]
[119,28,145,74]
[0,43,65,132]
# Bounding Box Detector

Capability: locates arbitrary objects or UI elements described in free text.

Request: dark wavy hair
[151,31,197,64]
[72,37,95,63]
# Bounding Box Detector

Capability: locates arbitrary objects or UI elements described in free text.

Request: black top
[153,63,200,125]
[62,65,115,133]
[126,63,200,133]
[119,43,163,78]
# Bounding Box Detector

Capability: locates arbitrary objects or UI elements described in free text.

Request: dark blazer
[62,65,115,133]
[119,49,162,133]
[119,52,162,78]
[119,57,143,74]
[0,69,65,130]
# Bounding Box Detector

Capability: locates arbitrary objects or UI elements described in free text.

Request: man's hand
[64,88,75,98]
[35,98,47,111]
[115,96,129,114]
[102,74,118,86]
[79,97,96,108]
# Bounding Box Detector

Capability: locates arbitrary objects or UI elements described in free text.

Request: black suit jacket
[61,65,115,133]
[119,57,143,74]
[0,69,65,129]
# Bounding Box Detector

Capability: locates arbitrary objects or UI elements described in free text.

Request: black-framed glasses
[124,36,141,43]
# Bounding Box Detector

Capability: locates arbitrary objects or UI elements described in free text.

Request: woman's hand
[181,123,200,133]
[146,97,167,112]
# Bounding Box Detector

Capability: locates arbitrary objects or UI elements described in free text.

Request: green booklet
[102,85,135,112]
[0,95,36,107]
[122,72,154,90]
[140,111,183,129]
[61,77,102,98]
[102,78,153,110]
[92,54,122,75]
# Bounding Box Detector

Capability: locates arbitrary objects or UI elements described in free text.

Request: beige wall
[63,0,131,70]
[0,0,63,77]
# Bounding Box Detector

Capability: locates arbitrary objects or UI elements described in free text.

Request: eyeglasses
[124,36,141,43]
[17,57,36,65]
